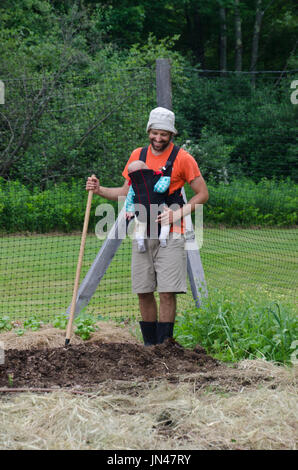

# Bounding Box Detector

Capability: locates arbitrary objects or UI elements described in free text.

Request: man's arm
[86,175,130,201]
[182,174,209,216]
[156,175,209,225]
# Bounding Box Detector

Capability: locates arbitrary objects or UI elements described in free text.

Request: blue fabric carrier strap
[139,145,180,176]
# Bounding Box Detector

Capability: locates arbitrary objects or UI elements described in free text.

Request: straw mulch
[0,324,297,450]
[0,321,140,351]
[0,360,296,450]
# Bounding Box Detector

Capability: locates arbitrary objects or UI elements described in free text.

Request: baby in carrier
[125,160,171,252]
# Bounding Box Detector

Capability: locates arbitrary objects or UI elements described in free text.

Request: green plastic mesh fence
[0,68,297,326]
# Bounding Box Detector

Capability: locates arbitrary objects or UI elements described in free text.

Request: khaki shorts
[131,234,187,294]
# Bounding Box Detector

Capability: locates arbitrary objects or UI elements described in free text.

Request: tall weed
[175,289,297,364]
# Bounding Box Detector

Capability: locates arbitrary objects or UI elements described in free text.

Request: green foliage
[52,314,68,329]
[0,316,12,331]
[182,128,234,182]
[52,312,98,341]
[0,313,43,333]
[74,314,98,340]
[0,2,156,186]
[44,0,297,70]
[0,178,112,232]
[87,1,146,46]
[7,374,14,387]
[15,329,25,336]
[0,177,296,232]
[0,1,297,191]
[175,289,298,364]
[174,74,298,182]
[1,0,297,71]
[23,315,43,330]
[203,177,298,227]
[1,52,155,187]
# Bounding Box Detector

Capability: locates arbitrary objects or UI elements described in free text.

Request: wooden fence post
[156,59,172,110]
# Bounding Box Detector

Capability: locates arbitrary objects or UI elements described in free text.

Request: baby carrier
[128,145,185,235]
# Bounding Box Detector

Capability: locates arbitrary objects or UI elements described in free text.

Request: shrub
[0,177,296,232]
[186,177,297,227]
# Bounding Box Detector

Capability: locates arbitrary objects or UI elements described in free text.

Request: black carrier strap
[139,146,148,163]
[139,145,180,176]
[138,145,185,222]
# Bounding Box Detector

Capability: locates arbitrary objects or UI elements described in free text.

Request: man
[86,107,209,346]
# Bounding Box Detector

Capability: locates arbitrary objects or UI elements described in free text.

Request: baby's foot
[137,241,146,252]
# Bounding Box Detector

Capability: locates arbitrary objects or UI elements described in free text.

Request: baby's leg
[159,224,170,247]
[135,218,147,252]
[158,204,170,247]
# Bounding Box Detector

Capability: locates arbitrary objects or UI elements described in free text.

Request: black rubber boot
[139,321,157,346]
[157,322,174,344]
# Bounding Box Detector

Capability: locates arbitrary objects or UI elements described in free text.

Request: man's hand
[155,206,182,225]
[86,175,100,195]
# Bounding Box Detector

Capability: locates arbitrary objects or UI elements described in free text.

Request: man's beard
[150,138,171,153]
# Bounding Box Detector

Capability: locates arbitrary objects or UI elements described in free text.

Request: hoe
[65,178,94,346]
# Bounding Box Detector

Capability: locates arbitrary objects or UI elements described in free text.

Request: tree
[234,0,243,71]
[219,5,228,73]
[250,0,276,82]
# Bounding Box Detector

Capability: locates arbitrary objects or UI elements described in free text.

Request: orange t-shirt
[122,142,201,233]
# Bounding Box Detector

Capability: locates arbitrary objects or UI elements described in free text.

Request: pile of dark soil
[0,339,219,389]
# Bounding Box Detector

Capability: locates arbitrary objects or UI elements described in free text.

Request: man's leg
[157,292,176,343]
[131,238,158,346]
[138,292,157,322]
[154,234,187,344]
[159,292,176,323]
[138,292,158,346]
[138,292,176,345]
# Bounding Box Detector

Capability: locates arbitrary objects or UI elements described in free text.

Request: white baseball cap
[146,107,178,135]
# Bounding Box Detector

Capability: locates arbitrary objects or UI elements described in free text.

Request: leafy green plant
[0,316,12,331]
[23,315,43,331]
[52,314,68,330]
[8,373,14,387]
[74,314,98,341]
[15,329,25,336]
[53,311,98,340]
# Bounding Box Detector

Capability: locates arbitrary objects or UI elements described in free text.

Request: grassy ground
[0,228,296,323]
[0,234,136,321]
[200,227,297,298]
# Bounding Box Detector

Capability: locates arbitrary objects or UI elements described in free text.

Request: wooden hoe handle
[65,178,94,346]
